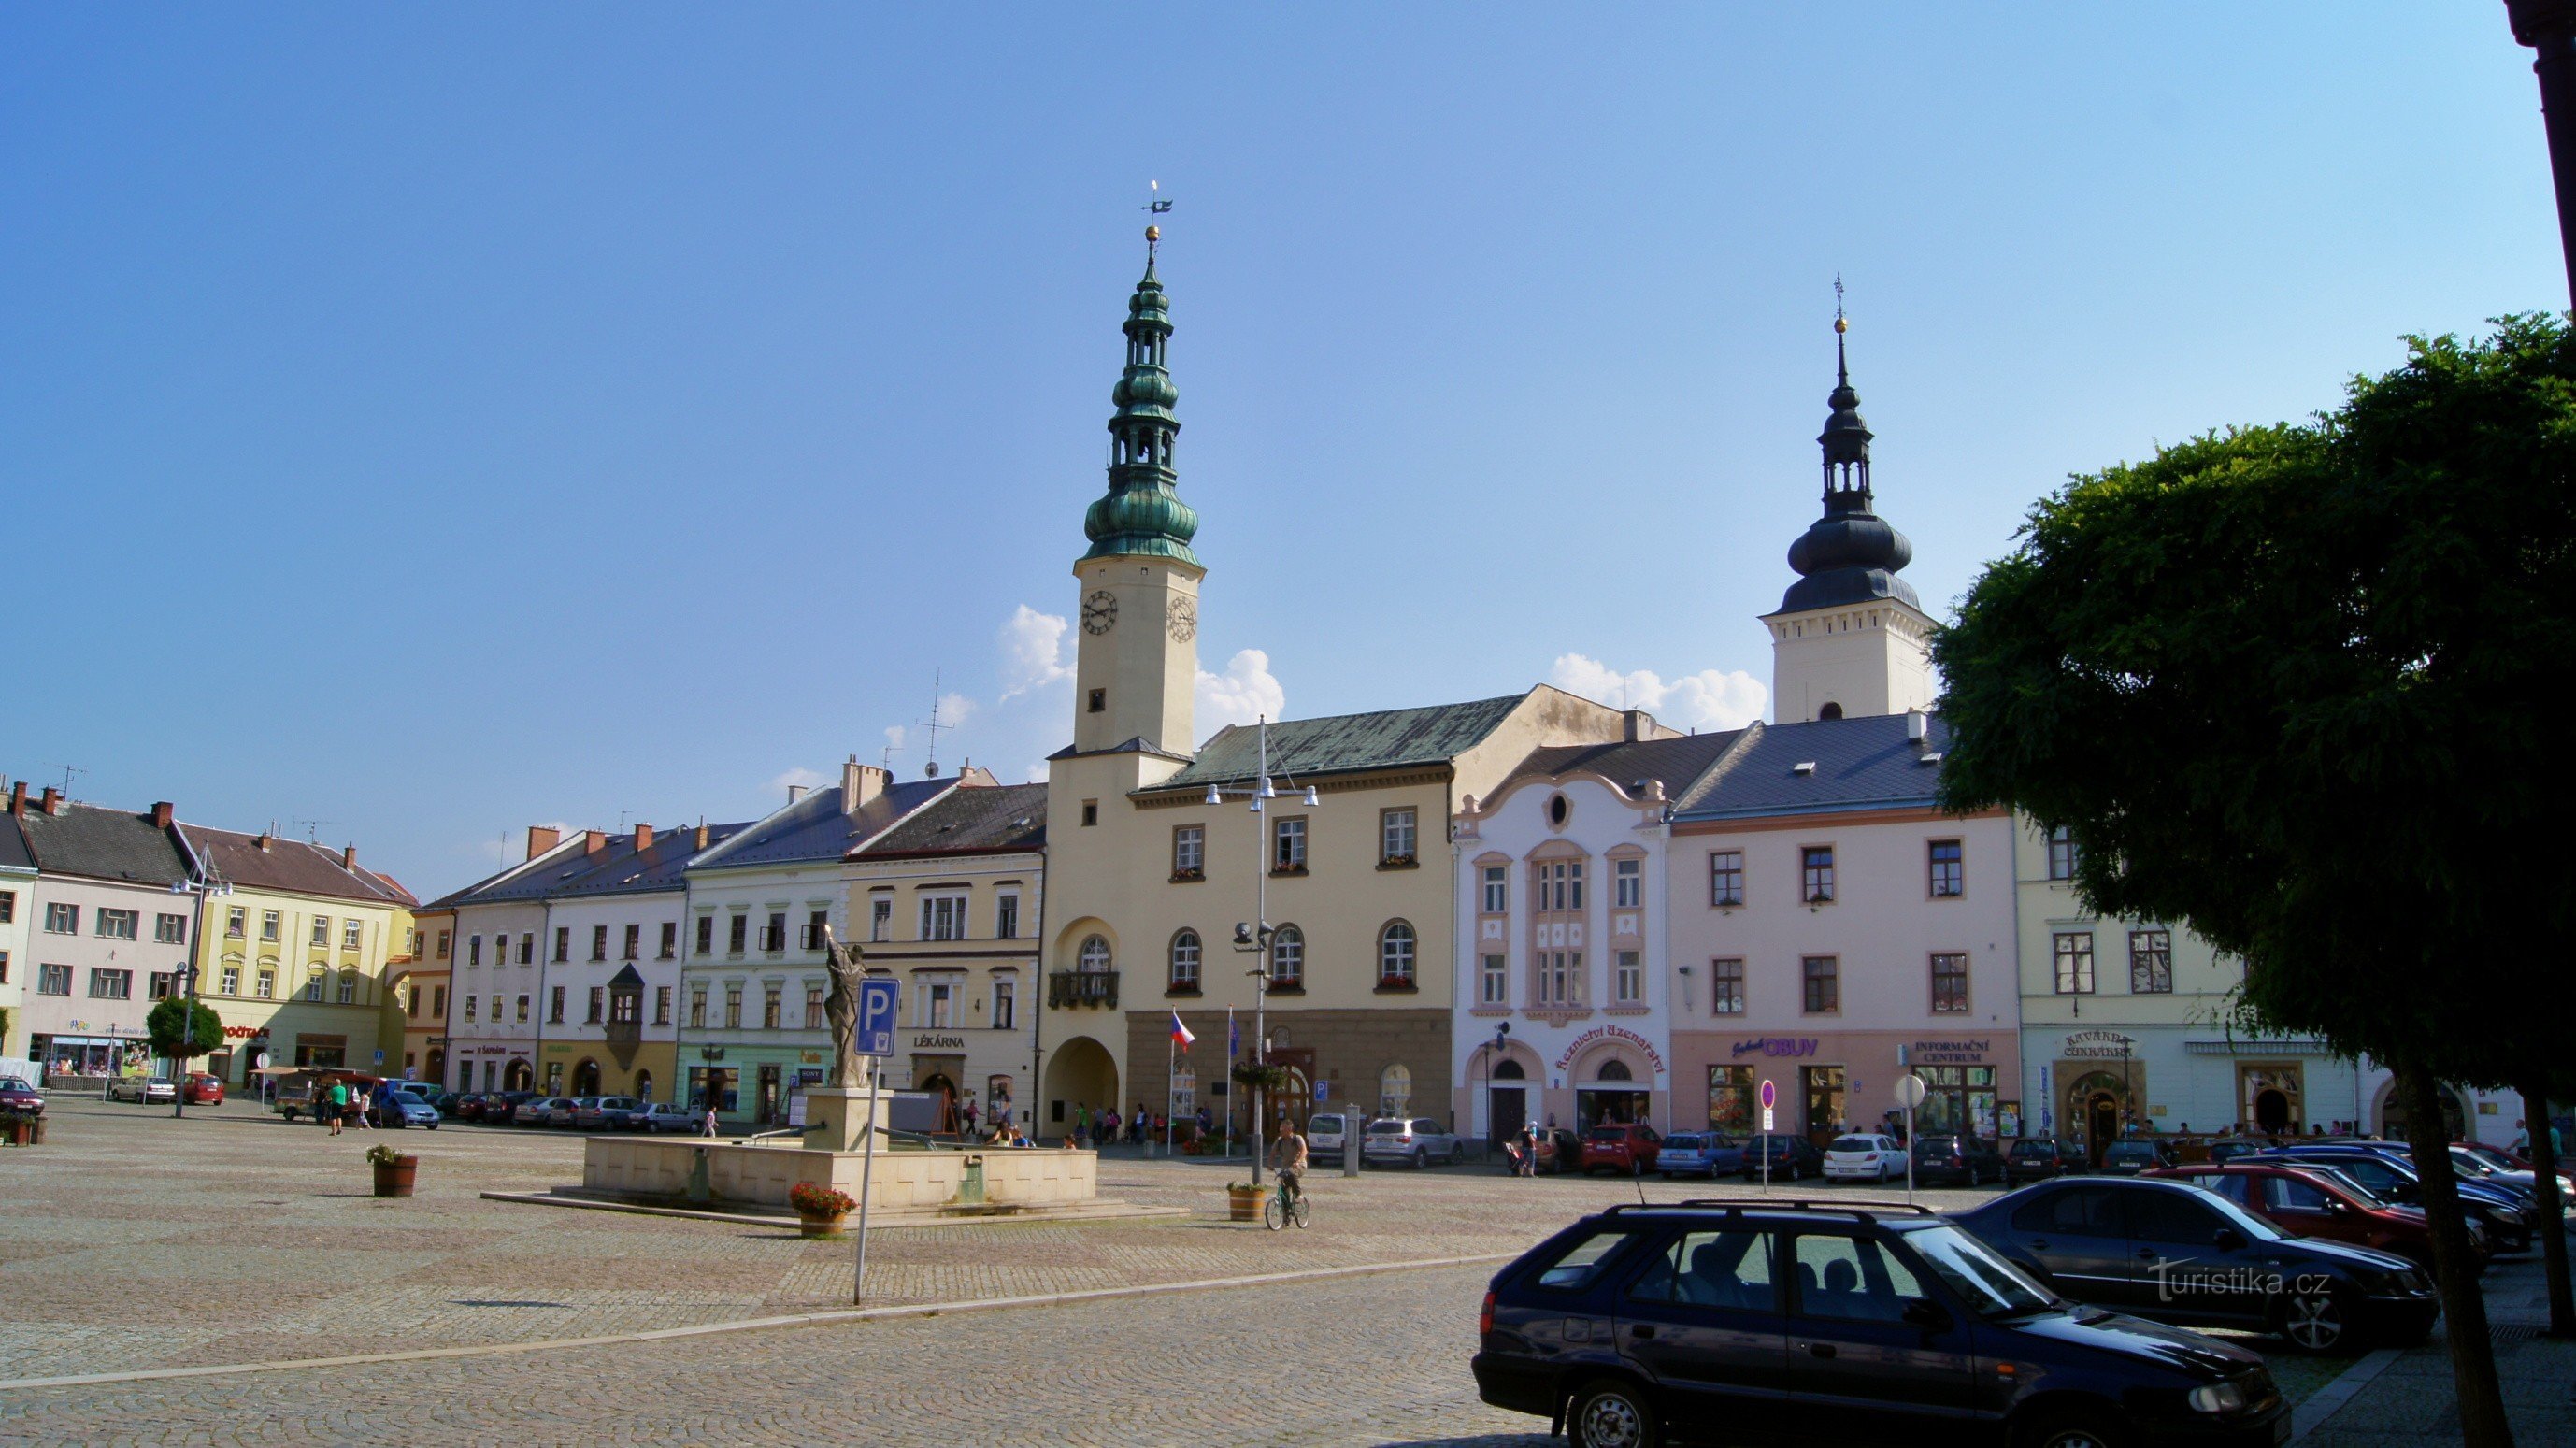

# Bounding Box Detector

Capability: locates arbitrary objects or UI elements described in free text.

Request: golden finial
[1146,224,1160,243]
[1833,274,1848,333]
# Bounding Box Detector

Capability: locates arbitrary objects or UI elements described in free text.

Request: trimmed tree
[144,996,224,1080]
[1935,317,2576,1448]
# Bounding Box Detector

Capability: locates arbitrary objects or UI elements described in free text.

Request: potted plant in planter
[1224,1180,1263,1222]
[788,1181,857,1238]
[365,1142,419,1198]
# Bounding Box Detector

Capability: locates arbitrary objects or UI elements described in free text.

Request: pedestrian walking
[323,1080,347,1137]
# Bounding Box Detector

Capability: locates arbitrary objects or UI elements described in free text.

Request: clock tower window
[1088,689,1106,714]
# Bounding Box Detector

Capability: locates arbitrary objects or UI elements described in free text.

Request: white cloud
[882,725,905,753]
[1549,652,1767,732]
[998,605,1074,697]
[1196,649,1286,743]
[937,692,976,728]
[1025,758,1052,783]
[768,767,828,797]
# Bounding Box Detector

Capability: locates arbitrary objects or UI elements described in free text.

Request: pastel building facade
[179,824,415,1082]
[442,826,591,1097]
[8,788,195,1081]
[0,811,33,1060]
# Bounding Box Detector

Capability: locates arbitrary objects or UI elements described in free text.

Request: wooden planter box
[371,1156,419,1198]
[796,1213,848,1240]
[1225,1184,1262,1222]
[2,1117,41,1147]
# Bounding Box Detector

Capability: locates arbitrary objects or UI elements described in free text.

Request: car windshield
[2104,1142,2154,1161]
[1829,1137,1880,1153]
[2299,1166,2386,1205]
[1309,1115,1341,1131]
[1664,1135,1703,1150]
[1589,1126,1627,1141]
[1901,1225,2058,1317]
[1366,1121,1405,1136]
[2462,1145,2517,1170]
[2178,1182,2295,1241]
[2011,1140,2053,1157]
[1914,1137,1959,1154]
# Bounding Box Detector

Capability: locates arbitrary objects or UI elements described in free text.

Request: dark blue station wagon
[1473,1199,2289,1448]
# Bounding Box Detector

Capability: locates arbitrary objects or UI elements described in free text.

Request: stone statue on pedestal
[822,925,866,1089]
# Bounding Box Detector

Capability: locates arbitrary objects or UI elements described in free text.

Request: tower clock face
[1080,590,1118,635]
[1166,595,1197,642]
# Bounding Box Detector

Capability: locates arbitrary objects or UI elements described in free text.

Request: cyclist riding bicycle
[1270,1119,1309,1202]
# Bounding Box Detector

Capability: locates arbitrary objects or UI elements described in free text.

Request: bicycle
[1262,1173,1311,1230]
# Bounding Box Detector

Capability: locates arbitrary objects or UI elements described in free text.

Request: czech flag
[1170,1011,1195,1048]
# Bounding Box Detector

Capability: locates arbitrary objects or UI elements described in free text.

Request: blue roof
[694,775,959,873]
[1668,712,1952,821]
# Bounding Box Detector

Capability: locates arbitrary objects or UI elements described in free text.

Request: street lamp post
[2508,0,2576,304]
[167,875,232,1119]
[1209,717,1319,1190]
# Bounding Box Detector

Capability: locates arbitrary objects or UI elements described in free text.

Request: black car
[2098,1139,2182,1176]
[1911,1133,2007,1187]
[1473,1198,2290,1448]
[1949,1177,2439,1355]
[1738,1132,1825,1181]
[2008,1138,2090,1183]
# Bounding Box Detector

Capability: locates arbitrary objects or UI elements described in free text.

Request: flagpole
[1165,1028,1175,1160]
[1226,1006,1238,1161]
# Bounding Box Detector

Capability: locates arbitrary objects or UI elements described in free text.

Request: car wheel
[1412,1148,1427,1170]
[1633,1158,1647,1179]
[2014,1406,2129,1448]
[1567,1380,1660,1448]
[2279,1283,2358,1355]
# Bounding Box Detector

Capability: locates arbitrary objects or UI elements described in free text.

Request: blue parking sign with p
[857,978,899,1057]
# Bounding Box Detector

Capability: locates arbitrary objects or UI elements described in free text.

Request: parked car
[2007,1137,2090,1183]
[1305,1111,1350,1163]
[2149,1162,2482,1273]
[2204,1139,2267,1166]
[1911,1133,2007,1187]
[1473,1197,2291,1448]
[1527,1126,1586,1176]
[106,1076,177,1104]
[375,1091,441,1129]
[1823,1133,1907,1183]
[0,1076,46,1116]
[636,1102,699,1133]
[1950,1176,2440,1354]
[2097,1139,2181,1176]
[574,1097,644,1131]
[513,1096,570,1125]
[2447,1144,2574,1206]
[1578,1122,1662,1177]
[1738,1132,1825,1181]
[176,1072,225,1106]
[1362,1117,1462,1168]
[546,1097,593,1127]
[1653,1132,1745,1180]
[2249,1146,2538,1252]
[424,1091,470,1118]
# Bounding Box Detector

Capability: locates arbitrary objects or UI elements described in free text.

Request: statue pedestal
[803,1086,881,1154]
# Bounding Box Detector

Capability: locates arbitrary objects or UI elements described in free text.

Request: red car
[1578,1121,1662,1176]
[181,1073,224,1105]
[2150,1161,2481,1272]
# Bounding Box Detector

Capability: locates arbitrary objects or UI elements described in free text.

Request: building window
[548,985,565,1022]
[0,889,11,923]
[658,922,677,960]
[920,895,966,942]
[433,985,446,1018]
[804,986,824,1030]
[1709,1064,1756,1134]
[1800,847,1836,904]
[694,916,714,956]
[255,968,275,999]
[518,933,534,966]
[869,896,893,942]
[1168,930,1202,991]
[610,990,637,1025]
[926,980,955,1028]
[308,916,329,948]
[1533,858,1584,911]
[763,987,782,1030]
[1078,936,1111,973]
[1710,851,1744,908]
[1614,950,1642,1003]
[1080,800,1098,827]
[1800,956,1839,1013]
[154,912,186,944]
[148,971,176,1000]
[0,950,7,983]
[1613,858,1641,910]
[1536,951,1581,1007]
[804,910,829,952]
[303,970,324,1002]
[342,920,363,951]
[1086,688,1105,713]
[1272,816,1308,873]
[1267,925,1303,988]
[43,902,77,934]
[1928,839,1964,898]
[689,990,707,1029]
[219,964,241,996]
[91,968,134,999]
[727,913,748,954]
[39,962,72,996]
[2047,825,2079,882]
[1172,824,1205,879]
[1480,953,1508,1005]
[1378,921,1416,987]
[1931,953,1969,1013]
[437,930,451,960]
[995,894,1020,939]
[225,905,246,938]
[468,934,482,967]
[1379,1063,1412,1118]
[261,910,280,942]
[1710,958,1745,1015]
[762,911,786,953]
[723,988,742,1029]
[517,995,531,1023]
[2129,930,2173,994]
[590,925,608,962]
[1481,866,1507,913]
[406,982,421,1018]
[586,986,605,1024]
[993,977,1016,1030]
[1381,808,1417,864]
[464,994,479,1024]
[2053,931,2096,995]
[97,908,138,940]
[652,986,671,1025]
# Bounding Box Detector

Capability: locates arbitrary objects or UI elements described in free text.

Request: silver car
[635,1102,699,1133]
[1305,1111,1351,1163]
[1361,1116,1461,1168]
[106,1077,177,1104]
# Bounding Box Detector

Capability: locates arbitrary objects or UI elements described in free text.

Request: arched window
[1078,936,1111,973]
[1379,1063,1413,1118]
[1378,921,1416,987]
[1269,925,1304,988]
[1818,701,1844,721]
[1168,930,1202,991]
[1596,1058,1633,1082]
[1493,1059,1526,1080]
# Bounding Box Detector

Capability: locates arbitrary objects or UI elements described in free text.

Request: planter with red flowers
[788,1181,857,1237]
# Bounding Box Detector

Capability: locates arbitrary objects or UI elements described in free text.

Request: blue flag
[1228,1008,1238,1058]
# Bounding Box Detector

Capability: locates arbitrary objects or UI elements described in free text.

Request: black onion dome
[1775,318,1918,613]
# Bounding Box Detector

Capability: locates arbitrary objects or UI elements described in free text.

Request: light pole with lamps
[1206,717,1318,1190]
[166,874,232,1118]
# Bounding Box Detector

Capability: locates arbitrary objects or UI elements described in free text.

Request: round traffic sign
[1758,1079,1777,1111]
[1893,1073,1927,1110]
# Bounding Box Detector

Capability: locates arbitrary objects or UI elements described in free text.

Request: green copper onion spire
[1081,227,1200,565]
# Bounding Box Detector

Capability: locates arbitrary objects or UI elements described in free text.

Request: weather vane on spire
[1833,274,1847,335]
[1143,179,1172,261]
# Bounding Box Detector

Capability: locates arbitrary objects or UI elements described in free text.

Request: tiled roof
[11,802,191,885]
[181,825,419,907]
[695,774,964,873]
[857,782,1048,858]
[550,823,751,900]
[1668,713,1952,821]
[1158,695,1526,792]
[0,814,32,873]
[1502,730,1749,801]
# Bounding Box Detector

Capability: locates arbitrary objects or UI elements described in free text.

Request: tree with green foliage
[144,995,223,1077]
[1935,317,2576,1448]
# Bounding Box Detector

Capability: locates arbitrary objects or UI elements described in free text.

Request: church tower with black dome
[1760,305,1937,723]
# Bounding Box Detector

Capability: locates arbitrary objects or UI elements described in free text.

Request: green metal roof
[1155,694,1525,793]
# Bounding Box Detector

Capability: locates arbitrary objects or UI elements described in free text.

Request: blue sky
[2,7,2558,898]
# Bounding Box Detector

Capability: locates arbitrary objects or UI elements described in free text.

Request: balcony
[1048,969,1120,1010]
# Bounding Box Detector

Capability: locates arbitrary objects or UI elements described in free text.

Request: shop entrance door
[1490,1087,1526,1145]
[756,1065,781,1125]
[2087,1093,2121,1162]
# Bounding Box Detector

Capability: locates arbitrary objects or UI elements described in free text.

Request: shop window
[1708,1065,1755,1134]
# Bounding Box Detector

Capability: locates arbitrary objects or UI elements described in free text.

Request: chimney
[150,801,174,828]
[843,760,889,815]
[9,781,25,817]
[1623,709,1652,742]
[694,823,709,849]
[341,843,358,871]
[785,784,808,804]
[254,833,272,852]
[525,824,562,860]
[634,823,653,852]
[1905,707,1929,746]
[40,786,62,815]
[584,829,608,854]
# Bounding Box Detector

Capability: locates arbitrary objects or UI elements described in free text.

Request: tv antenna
[293,819,337,844]
[916,671,952,779]
[51,764,83,795]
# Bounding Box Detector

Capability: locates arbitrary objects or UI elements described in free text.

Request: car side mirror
[1900,1297,1951,1333]
[2212,1227,2247,1253]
